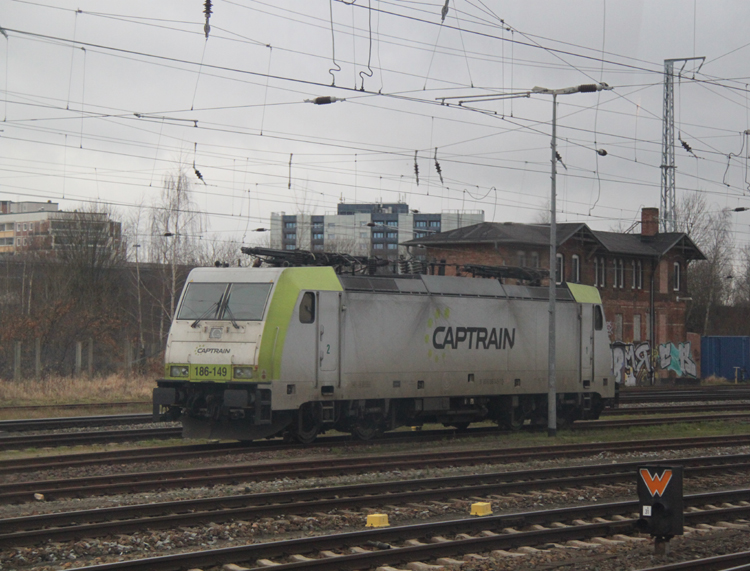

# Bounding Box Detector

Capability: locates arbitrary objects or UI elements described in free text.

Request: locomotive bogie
[154,267,614,442]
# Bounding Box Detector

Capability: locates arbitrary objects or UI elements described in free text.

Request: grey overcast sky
[2,0,750,252]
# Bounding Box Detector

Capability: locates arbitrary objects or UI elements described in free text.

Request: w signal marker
[640,468,673,497]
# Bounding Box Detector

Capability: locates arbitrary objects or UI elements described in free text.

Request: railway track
[1,407,749,453]
[0,401,745,434]
[22,489,750,571]
[3,453,750,548]
[4,433,750,504]
[0,402,149,413]
[0,425,182,451]
[0,413,154,432]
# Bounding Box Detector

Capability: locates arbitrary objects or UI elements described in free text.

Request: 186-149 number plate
[192,365,230,380]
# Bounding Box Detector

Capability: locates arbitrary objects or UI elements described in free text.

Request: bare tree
[674,199,733,335]
[148,170,205,324]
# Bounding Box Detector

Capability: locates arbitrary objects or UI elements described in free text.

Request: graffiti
[612,342,651,386]
[658,341,697,378]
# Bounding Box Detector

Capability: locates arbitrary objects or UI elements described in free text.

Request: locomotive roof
[339,273,575,302]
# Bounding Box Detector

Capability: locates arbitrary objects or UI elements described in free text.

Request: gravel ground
[3,437,750,570]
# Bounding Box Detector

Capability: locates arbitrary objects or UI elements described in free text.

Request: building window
[328,233,336,239]
[23,223,27,231]
[673,262,681,291]
[387,232,398,239]
[313,244,324,251]
[555,253,564,285]
[373,243,384,250]
[415,220,427,228]
[631,260,637,289]
[285,244,296,250]
[284,221,296,229]
[16,224,20,232]
[285,233,296,240]
[373,232,384,239]
[415,231,428,238]
[312,222,323,229]
[571,255,580,283]
[387,243,398,250]
[429,220,440,228]
[386,220,398,227]
[530,252,540,268]
[594,257,606,287]
[517,251,527,267]
[359,232,368,238]
[618,259,624,288]
[312,232,324,240]
[633,314,641,342]
[636,260,643,289]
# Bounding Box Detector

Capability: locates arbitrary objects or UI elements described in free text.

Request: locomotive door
[580,304,594,382]
[317,291,341,387]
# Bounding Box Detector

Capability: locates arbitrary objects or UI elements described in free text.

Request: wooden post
[75,341,82,376]
[14,341,21,381]
[87,338,94,377]
[35,338,41,379]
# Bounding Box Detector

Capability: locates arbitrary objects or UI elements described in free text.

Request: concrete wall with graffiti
[612,341,697,385]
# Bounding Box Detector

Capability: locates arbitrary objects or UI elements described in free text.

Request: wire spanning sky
[2,0,750,251]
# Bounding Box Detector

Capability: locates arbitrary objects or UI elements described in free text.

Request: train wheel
[351,415,383,440]
[292,403,322,444]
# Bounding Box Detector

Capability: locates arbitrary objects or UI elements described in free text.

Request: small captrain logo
[195,344,231,355]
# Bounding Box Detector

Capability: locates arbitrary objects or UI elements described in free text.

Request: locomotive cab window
[177,282,272,322]
[299,292,315,323]
[594,305,604,331]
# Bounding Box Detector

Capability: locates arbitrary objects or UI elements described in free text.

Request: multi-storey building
[0,200,122,257]
[269,203,484,259]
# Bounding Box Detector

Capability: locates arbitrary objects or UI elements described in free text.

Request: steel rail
[636,551,750,571]
[0,414,154,432]
[2,456,750,548]
[4,434,750,505]
[603,403,750,416]
[0,426,182,451]
[53,491,750,571]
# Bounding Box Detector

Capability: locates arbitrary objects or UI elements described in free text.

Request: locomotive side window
[299,292,315,323]
[222,283,272,321]
[594,305,604,331]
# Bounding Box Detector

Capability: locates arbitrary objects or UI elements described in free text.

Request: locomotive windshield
[177,282,272,322]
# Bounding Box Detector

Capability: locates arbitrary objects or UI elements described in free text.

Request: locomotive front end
[153,267,285,440]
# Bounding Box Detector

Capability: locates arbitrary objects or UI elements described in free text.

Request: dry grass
[702,375,733,385]
[0,374,154,406]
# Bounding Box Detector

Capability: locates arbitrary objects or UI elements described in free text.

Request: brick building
[404,207,704,349]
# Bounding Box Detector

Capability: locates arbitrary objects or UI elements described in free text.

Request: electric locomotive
[154,261,614,442]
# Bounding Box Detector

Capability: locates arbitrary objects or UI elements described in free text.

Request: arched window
[673,262,681,291]
[571,255,580,283]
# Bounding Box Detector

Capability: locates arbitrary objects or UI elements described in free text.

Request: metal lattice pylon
[660,57,704,233]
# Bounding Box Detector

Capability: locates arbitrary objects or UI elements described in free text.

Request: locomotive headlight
[170,365,189,377]
[233,366,254,379]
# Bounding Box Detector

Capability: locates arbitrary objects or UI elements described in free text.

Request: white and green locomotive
[153,266,615,442]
